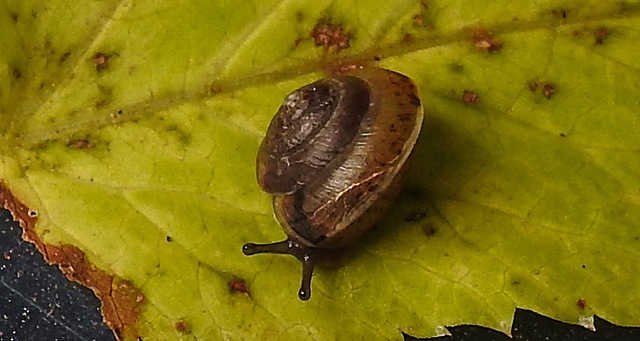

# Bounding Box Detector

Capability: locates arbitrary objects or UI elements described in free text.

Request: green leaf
[2,0,639,339]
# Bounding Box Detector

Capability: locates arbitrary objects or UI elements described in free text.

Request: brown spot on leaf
[405,211,426,223]
[471,29,503,52]
[175,319,191,334]
[413,15,423,26]
[12,68,21,80]
[595,27,609,45]
[543,84,556,99]
[463,90,479,104]
[11,13,18,21]
[311,19,352,51]
[422,223,437,236]
[403,33,414,42]
[60,52,71,64]
[228,277,251,296]
[208,86,222,95]
[0,182,141,340]
[421,1,429,8]
[551,9,568,19]
[66,139,94,149]
[449,63,463,73]
[93,53,111,72]
[577,299,587,310]
[529,79,557,99]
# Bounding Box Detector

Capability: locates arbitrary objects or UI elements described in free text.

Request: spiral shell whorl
[257,76,370,195]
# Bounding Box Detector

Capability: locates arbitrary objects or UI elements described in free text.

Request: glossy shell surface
[257,68,423,248]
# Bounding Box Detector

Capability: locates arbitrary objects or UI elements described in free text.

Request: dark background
[1,208,638,341]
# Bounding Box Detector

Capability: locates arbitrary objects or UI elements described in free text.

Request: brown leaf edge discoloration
[0,182,141,340]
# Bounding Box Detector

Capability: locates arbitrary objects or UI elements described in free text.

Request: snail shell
[243,67,423,300]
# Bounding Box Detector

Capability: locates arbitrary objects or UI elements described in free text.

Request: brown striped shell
[243,68,423,300]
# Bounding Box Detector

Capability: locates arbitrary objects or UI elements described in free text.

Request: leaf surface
[1,0,639,339]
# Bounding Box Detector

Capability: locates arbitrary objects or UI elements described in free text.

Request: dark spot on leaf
[403,33,414,42]
[420,1,428,9]
[28,210,38,218]
[422,223,437,236]
[11,13,18,21]
[175,319,190,334]
[166,236,172,242]
[463,90,479,104]
[117,110,123,115]
[294,37,303,46]
[528,82,539,92]
[12,68,21,80]
[93,53,111,72]
[449,63,463,73]
[595,27,610,45]
[208,86,222,95]
[543,84,556,99]
[405,211,427,223]
[551,9,568,19]
[577,299,587,310]
[413,14,423,26]
[560,133,566,137]
[295,11,304,22]
[60,52,71,64]
[165,124,191,145]
[373,56,381,61]
[66,139,94,149]
[311,19,352,51]
[471,29,503,52]
[228,277,251,296]
[581,264,586,268]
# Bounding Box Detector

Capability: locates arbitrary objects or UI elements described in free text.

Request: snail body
[243,67,423,300]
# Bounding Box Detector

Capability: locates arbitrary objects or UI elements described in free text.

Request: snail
[242,67,423,300]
